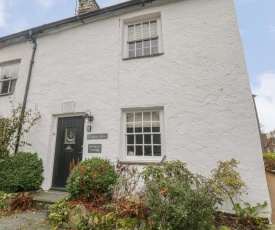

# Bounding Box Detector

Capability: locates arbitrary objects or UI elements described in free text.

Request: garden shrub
[263,152,275,161]
[141,161,218,230]
[48,199,69,230]
[211,158,247,216]
[0,152,44,193]
[0,103,40,159]
[66,157,117,200]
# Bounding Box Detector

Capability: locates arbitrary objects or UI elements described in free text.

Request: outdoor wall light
[83,110,94,123]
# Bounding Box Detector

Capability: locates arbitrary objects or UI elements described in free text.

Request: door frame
[49,112,86,190]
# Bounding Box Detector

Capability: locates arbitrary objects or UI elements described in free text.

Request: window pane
[152,112,160,121]
[136,135,143,144]
[136,49,142,57]
[1,67,9,79]
[136,41,142,49]
[129,50,135,58]
[127,123,133,133]
[10,64,20,79]
[144,47,150,56]
[10,79,17,93]
[135,23,142,40]
[152,122,160,132]
[143,112,151,121]
[151,46,158,55]
[144,134,151,144]
[136,146,143,156]
[150,20,157,37]
[1,81,9,94]
[153,146,161,156]
[145,146,152,156]
[127,113,134,122]
[135,123,142,133]
[142,22,149,38]
[65,128,76,144]
[153,134,161,144]
[128,25,135,40]
[127,135,134,144]
[127,146,135,156]
[135,113,142,122]
[144,40,150,48]
[151,38,158,47]
[143,122,151,132]
[129,42,135,50]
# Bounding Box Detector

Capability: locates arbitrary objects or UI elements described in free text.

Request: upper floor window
[0,61,20,96]
[122,12,163,59]
[128,20,158,58]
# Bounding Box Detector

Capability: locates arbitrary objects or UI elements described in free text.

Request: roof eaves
[0,0,156,43]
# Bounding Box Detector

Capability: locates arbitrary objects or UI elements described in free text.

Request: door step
[33,190,70,209]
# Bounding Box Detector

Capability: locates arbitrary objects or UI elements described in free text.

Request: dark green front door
[52,116,84,189]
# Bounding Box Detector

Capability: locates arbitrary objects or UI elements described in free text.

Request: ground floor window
[124,109,163,157]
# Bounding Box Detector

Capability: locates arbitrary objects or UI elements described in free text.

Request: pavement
[0,210,52,230]
[0,190,70,230]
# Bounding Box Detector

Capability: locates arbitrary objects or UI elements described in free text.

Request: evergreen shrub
[66,157,117,200]
[141,161,218,230]
[0,152,44,193]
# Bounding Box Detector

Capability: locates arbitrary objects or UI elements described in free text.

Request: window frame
[0,60,20,96]
[120,107,165,163]
[122,12,163,59]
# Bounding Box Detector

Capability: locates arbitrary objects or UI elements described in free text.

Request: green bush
[263,152,275,160]
[66,157,117,200]
[141,161,218,230]
[0,152,44,193]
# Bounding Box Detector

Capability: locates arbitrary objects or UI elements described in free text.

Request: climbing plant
[0,102,40,159]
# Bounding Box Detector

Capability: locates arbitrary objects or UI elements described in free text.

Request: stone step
[33,190,70,210]
[33,190,70,203]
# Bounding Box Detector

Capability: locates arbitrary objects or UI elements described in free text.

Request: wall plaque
[88,144,102,153]
[87,133,108,140]
[62,101,75,113]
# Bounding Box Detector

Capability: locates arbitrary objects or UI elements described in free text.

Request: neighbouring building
[0,0,271,218]
[262,133,275,153]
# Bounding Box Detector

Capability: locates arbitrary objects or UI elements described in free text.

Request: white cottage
[0,0,271,216]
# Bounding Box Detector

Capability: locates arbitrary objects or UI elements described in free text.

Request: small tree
[0,103,40,159]
[211,158,247,215]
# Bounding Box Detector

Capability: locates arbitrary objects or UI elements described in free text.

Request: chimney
[78,0,100,14]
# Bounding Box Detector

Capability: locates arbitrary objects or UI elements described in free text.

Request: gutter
[0,0,156,43]
[15,33,37,153]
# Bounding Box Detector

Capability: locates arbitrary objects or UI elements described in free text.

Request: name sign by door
[87,133,108,140]
[88,144,102,153]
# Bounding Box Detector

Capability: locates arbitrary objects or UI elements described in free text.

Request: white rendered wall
[0,40,33,117]
[0,0,270,217]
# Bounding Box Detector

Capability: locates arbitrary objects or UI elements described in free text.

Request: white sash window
[0,61,20,96]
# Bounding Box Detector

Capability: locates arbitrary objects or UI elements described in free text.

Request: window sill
[122,52,164,61]
[0,92,13,97]
[118,155,166,165]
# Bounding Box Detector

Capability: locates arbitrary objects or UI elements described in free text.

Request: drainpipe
[15,32,37,153]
